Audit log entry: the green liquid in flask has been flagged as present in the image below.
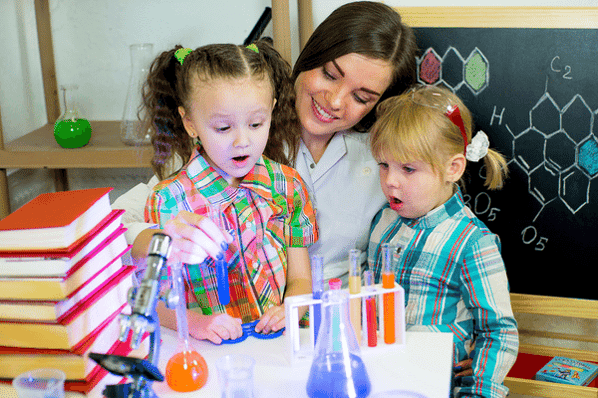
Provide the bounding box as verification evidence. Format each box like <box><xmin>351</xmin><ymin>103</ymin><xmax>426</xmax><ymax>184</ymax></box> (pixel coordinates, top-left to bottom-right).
<box><xmin>54</xmin><ymin>118</ymin><xmax>92</xmax><ymax>148</ymax></box>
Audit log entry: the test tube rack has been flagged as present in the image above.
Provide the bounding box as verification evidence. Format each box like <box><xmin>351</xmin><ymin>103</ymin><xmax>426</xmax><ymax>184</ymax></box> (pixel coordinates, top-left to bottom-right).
<box><xmin>283</xmin><ymin>282</ymin><xmax>406</xmax><ymax>366</ymax></box>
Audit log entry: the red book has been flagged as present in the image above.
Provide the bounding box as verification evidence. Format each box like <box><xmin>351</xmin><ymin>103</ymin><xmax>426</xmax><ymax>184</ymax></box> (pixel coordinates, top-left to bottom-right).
<box><xmin>0</xmin><ymin>187</ymin><xmax>113</xmax><ymax>251</ymax></box>
<box><xmin>0</xmin><ymin>312</ymin><xmax>149</xmax><ymax>393</ymax></box>
<box><xmin>0</xmin><ymin>230</ymin><xmax>130</xmax><ymax>322</ymax></box>
<box><xmin>0</xmin><ymin>278</ymin><xmax>134</xmax><ymax>380</ymax></box>
<box><xmin>0</xmin><ymin>209</ymin><xmax>124</xmax><ymax>277</ymax></box>
<box><xmin>64</xmin><ymin>328</ymin><xmax>150</xmax><ymax>394</ymax></box>
<box><xmin>0</xmin><ymin>227</ymin><xmax>130</xmax><ymax>301</ymax></box>
<box><xmin>0</xmin><ymin>266</ymin><xmax>135</xmax><ymax>349</ymax></box>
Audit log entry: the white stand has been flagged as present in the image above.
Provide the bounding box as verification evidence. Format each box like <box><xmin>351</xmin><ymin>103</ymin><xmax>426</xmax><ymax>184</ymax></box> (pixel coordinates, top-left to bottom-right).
<box><xmin>283</xmin><ymin>282</ymin><xmax>406</xmax><ymax>366</ymax></box>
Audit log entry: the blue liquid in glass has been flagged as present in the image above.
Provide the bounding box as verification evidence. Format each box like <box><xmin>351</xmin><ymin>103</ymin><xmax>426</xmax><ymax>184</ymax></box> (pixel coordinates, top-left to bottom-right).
<box><xmin>306</xmin><ymin>353</ymin><xmax>371</xmax><ymax>398</ymax></box>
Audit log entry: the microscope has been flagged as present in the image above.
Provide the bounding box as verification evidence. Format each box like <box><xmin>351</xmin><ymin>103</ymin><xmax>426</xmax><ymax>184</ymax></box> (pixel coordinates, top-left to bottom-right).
<box><xmin>90</xmin><ymin>233</ymin><xmax>177</xmax><ymax>398</ymax></box>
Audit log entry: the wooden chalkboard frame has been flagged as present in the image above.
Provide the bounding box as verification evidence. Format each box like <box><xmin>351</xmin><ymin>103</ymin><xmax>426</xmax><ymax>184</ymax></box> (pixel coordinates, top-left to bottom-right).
<box><xmin>394</xmin><ymin>7</ymin><xmax>598</xmax><ymax>397</ymax></box>
<box><xmin>397</xmin><ymin>7</ymin><xmax>598</xmax><ymax>29</ymax></box>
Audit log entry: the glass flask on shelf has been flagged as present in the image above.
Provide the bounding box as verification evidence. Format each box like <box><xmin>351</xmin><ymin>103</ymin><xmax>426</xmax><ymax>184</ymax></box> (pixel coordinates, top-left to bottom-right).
<box><xmin>306</xmin><ymin>287</ymin><xmax>372</xmax><ymax>398</ymax></box>
<box><xmin>53</xmin><ymin>84</ymin><xmax>92</xmax><ymax>148</ymax></box>
<box><xmin>165</xmin><ymin>262</ymin><xmax>208</xmax><ymax>392</ymax></box>
<box><xmin>121</xmin><ymin>43</ymin><xmax>154</xmax><ymax>146</ymax></box>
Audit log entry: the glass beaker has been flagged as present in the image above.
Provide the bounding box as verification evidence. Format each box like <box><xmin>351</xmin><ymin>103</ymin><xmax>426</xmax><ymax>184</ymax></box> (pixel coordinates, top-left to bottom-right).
<box><xmin>53</xmin><ymin>85</ymin><xmax>92</xmax><ymax>148</ymax></box>
<box><xmin>121</xmin><ymin>43</ymin><xmax>154</xmax><ymax>146</ymax></box>
<box><xmin>306</xmin><ymin>288</ymin><xmax>372</xmax><ymax>398</ymax></box>
<box><xmin>216</xmin><ymin>354</ymin><xmax>256</xmax><ymax>398</ymax></box>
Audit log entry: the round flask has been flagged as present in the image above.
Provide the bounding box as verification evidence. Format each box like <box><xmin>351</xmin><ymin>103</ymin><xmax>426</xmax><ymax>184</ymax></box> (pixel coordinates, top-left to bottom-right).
<box><xmin>53</xmin><ymin>85</ymin><xmax>92</xmax><ymax>148</ymax></box>
<box><xmin>165</xmin><ymin>263</ymin><xmax>208</xmax><ymax>392</ymax></box>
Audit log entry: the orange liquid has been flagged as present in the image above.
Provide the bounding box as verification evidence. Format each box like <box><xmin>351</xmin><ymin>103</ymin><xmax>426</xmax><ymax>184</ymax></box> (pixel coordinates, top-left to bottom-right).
<box><xmin>382</xmin><ymin>273</ymin><xmax>396</xmax><ymax>344</ymax></box>
<box><xmin>165</xmin><ymin>350</ymin><xmax>208</xmax><ymax>392</ymax></box>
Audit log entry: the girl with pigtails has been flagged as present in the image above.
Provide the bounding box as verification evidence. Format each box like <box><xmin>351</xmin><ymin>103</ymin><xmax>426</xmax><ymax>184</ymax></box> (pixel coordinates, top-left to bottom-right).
<box><xmin>139</xmin><ymin>39</ymin><xmax>317</xmax><ymax>344</ymax></box>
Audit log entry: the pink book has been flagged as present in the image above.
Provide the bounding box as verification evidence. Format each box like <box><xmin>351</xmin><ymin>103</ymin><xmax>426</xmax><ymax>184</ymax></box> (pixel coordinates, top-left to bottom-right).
<box><xmin>0</xmin><ymin>266</ymin><xmax>135</xmax><ymax>350</ymax></box>
<box><xmin>0</xmin><ymin>227</ymin><xmax>131</xmax><ymax>301</ymax></box>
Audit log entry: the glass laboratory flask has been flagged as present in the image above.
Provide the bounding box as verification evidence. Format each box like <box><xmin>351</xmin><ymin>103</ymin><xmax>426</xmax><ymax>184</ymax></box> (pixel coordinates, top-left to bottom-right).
<box><xmin>121</xmin><ymin>43</ymin><xmax>153</xmax><ymax>145</ymax></box>
<box><xmin>53</xmin><ymin>85</ymin><xmax>92</xmax><ymax>148</ymax></box>
<box><xmin>165</xmin><ymin>262</ymin><xmax>208</xmax><ymax>392</ymax></box>
<box><xmin>306</xmin><ymin>288</ymin><xmax>372</xmax><ymax>398</ymax></box>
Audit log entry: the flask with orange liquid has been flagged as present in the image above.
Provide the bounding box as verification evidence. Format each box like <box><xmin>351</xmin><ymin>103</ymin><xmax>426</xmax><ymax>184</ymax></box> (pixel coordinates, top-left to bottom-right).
<box><xmin>165</xmin><ymin>262</ymin><xmax>208</xmax><ymax>392</ymax></box>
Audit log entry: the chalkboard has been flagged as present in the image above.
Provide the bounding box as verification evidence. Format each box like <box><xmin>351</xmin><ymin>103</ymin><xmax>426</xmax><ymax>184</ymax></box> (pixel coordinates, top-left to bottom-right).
<box><xmin>398</xmin><ymin>8</ymin><xmax>598</xmax><ymax>300</ymax></box>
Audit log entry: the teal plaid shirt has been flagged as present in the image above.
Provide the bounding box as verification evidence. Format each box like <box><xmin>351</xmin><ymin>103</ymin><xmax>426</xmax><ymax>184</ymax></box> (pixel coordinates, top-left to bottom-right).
<box><xmin>368</xmin><ymin>188</ymin><xmax>518</xmax><ymax>398</ymax></box>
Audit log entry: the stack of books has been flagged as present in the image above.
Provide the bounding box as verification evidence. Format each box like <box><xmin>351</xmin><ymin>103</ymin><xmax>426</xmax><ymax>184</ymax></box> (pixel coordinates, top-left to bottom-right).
<box><xmin>0</xmin><ymin>188</ymin><xmax>146</xmax><ymax>394</ymax></box>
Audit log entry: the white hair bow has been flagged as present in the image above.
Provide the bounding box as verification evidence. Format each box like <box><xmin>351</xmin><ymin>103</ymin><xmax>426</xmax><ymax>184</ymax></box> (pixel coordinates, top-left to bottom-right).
<box><xmin>466</xmin><ymin>131</ymin><xmax>490</xmax><ymax>162</ymax></box>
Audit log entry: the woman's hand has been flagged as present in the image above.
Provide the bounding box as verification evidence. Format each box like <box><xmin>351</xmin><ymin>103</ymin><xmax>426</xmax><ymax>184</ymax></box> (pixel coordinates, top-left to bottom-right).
<box><xmin>187</xmin><ymin>311</ymin><xmax>243</xmax><ymax>345</ymax></box>
<box><xmin>255</xmin><ymin>305</ymin><xmax>286</xmax><ymax>334</ymax></box>
<box><xmin>162</xmin><ymin>210</ymin><xmax>233</xmax><ymax>264</ymax></box>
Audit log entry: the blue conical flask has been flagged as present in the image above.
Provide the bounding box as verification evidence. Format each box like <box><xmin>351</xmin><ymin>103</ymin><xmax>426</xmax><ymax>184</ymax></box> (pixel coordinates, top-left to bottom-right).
<box><xmin>306</xmin><ymin>288</ymin><xmax>372</xmax><ymax>398</ymax></box>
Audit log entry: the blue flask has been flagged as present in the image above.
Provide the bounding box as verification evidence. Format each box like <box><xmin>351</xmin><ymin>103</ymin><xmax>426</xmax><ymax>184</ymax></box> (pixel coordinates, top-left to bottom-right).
<box><xmin>306</xmin><ymin>288</ymin><xmax>372</xmax><ymax>398</ymax></box>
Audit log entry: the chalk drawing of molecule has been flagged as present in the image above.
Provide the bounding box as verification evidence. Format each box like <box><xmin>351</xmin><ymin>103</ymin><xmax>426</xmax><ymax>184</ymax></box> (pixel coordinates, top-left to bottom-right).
<box><xmin>416</xmin><ymin>47</ymin><xmax>489</xmax><ymax>95</ymax></box>
<box><xmin>416</xmin><ymin>47</ymin><xmax>598</xmax><ymax>223</ymax></box>
<box><xmin>507</xmin><ymin>89</ymin><xmax>598</xmax><ymax>221</ymax></box>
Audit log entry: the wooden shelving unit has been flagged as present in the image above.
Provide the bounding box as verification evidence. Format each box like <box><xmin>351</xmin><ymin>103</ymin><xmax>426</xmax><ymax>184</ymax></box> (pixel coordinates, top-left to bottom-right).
<box><xmin>0</xmin><ymin>0</ymin><xmax>293</xmax><ymax>219</ymax></box>
<box><xmin>506</xmin><ymin>293</ymin><xmax>598</xmax><ymax>397</ymax></box>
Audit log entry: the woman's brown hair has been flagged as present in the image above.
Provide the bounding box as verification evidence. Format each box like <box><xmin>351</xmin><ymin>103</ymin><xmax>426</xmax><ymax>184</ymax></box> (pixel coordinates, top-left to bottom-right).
<box><xmin>292</xmin><ymin>1</ymin><xmax>417</xmax><ymax>133</ymax></box>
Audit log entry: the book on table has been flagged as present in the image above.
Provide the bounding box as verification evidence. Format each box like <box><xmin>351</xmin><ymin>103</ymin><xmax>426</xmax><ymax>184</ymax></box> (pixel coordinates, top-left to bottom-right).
<box><xmin>0</xmin><ymin>226</ymin><xmax>130</xmax><ymax>301</ymax></box>
<box><xmin>0</xmin><ymin>265</ymin><xmax>135</xmax><ymax>349</ymax></box>
<box><xmin>63</xmin><ymin>332</ymin><xmax>149</xmax><ymax>394</ymax></box>
<box><xmin>0</xmin><ymin>187</ymin><xmax>113</xmax><ymax>251</ymax></box>
<box><xmin>0</xmin><ymin>299</ymin><xmax>133</xmax><ymax>380</ymax></box>
<box><xmin>0</xmin><ymin>208</ymin><xmax>124</xmax><ymax>277</ymax></box>
<box><xmin>0</xmin><ymin>229</ymin><xmax>130</xmax><ymax>322</ymax></box>
<box><xmin>0</xmin><ymin>311</ymin><xmax>150</xmax><ymax>394</ymax></box>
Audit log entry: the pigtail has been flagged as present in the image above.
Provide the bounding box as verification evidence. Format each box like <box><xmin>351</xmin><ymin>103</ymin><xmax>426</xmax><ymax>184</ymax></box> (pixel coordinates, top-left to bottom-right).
<box><xmin>251</xmin><ymin>38</ymin><xmax>300</xmax><ymax>166</ymax></box>
<box><xmin>482</xmin><ymin>148</ymin><xmax>509</xmax><ymax>190</ymax></box>
<box><xmin>143</xmin><ymin>45</ymin><xmax>194</xmax><ymax>180</ymax></box>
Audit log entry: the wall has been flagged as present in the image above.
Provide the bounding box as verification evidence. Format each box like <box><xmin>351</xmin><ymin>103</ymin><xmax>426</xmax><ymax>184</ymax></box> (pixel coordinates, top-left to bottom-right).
<box><xmin>1</xmin><ymin>0</ymin><xmax>595</xmax><ymax>144</ymax></box>
<box><xmin>0</xmin><ymin>0</ymin><xmax>281</xmax><ymax>144</ymax></box>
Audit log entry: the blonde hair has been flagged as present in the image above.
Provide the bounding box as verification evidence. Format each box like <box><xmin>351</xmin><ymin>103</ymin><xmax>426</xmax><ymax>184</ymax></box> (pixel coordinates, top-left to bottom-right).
<box><xmin>370</xmin><ymin>85</ymin><xmax>508</xmax><ymax>190</ymax></box>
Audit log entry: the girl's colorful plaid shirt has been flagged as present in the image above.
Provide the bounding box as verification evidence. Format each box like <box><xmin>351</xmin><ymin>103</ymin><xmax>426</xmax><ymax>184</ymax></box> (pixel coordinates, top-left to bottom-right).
<box><xmin>368</xmin><ymin>189</ymin><xmax>518</xmax><ymax>398</ymax></box>
<box><xmin>145</xmin><ymin>149</ymin><xmax>318</xmax><ymax>323</ymax></box>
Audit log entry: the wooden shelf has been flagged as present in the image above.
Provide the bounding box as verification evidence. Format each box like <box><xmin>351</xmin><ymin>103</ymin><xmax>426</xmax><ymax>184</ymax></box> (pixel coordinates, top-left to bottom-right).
<box><xmin>505</xmin><ymin>346</ymin><xmax>598</xmax><ymax>398</ymax></box>
<box><xmin>1</xmin><ymin>121</ymin><xmax>152</xmax><ymax>169</ymax></box>
<box><xmin>0</xmin><ymin>120</ymin><xmax>153</xmax><ymax>219</ymax></box>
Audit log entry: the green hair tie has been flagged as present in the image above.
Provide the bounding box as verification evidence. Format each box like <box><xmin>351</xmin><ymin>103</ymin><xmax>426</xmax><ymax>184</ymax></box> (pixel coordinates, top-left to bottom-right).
<box><xmin>246</xmin><ymin>43</ymin><xmax>259</xmax><ymax>54</ymax></box>
<box><xmin>174</xmin><ymin>47</ymin><xmax>193</xmax><ymax>65</ymax></box>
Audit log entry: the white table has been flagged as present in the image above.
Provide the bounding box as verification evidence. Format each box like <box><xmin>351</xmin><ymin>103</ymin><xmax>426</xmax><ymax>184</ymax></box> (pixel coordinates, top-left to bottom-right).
<box><xmin>2</xmin><ymin>328</ymin><xmax>453</xmax><ymax>398</ymax></box>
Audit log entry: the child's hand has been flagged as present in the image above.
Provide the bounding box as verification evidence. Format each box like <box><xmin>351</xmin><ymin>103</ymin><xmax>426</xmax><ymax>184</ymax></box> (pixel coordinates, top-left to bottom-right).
<box><xmin>454</xmin><ymin>358</ymin><xmax>474</xmax><ymax>377</ymax></box>
<box><xmin>187</xmin><ymin>311</ymin><xmax>243</xmax><ymax>345</ymax></box>
<box><xmin>255</xmin><ymin>305</ymin><xmax>286</xmax><ymax>334</ymax></box>
<box><xmin>162</xmin><ymin>210</ymin><xmax>233</xmax><ymax>264</ymax></box>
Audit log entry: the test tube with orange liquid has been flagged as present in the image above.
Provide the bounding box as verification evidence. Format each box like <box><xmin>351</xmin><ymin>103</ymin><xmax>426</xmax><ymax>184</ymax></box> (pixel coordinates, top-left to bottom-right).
<box><xmin>381</xmin><ymin>243</ymin><xmax>396</xmax><ymax>344</ymax></box>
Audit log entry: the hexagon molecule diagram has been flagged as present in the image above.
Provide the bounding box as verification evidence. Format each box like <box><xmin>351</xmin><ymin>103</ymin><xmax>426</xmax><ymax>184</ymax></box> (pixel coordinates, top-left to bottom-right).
<box><xmin>511</xmin><ymin>91</ymin><xmax>598</xmax><ymax>216</ymax></box>
<box><xmin>416</xmin><ymin>47</ymin><xmax>598</xmax><ymax>219</ymax></box>
<box><xmin>416</xmin><ymin>47</ymin><xmax>489</xmax><ymax>94</ymax></box>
